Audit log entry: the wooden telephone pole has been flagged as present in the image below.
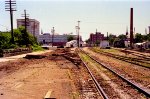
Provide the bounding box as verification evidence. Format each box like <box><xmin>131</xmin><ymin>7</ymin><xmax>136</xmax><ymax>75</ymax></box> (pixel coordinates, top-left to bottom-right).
<box><xmin>21</xmin><ymin>10</ymin><xmax>30</xmax><ymax>46</ymax></box>
<box><xmin>5</xmin><ymin>0</ymin><xmax>17</xmax><ymax>44</ymax></box>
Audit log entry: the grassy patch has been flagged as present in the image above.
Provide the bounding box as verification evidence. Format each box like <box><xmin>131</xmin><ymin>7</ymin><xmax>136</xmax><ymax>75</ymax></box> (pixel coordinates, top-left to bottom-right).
<box><xmin>67</xmin><ymin>70</ymin><xmax>72</xmax><ymax>79</ymax></box>
<box><xmin>79</xmin><ymin>53</ymin><xmax>91</xmax><ymax>61</ymax></box>
<box><xmin>71</xmin><ymin>92</ymin><xmax>80</xmax><ymax>99</ymax></box>
<box><xmin>93</xmin><ymin>47</ymin><xmax>120</xmax><ymax>53</ymax></box>
<box><xmin>31</xmin><ymin>45</ymin><xmax>44</xmax><ymax>51</ymax></box>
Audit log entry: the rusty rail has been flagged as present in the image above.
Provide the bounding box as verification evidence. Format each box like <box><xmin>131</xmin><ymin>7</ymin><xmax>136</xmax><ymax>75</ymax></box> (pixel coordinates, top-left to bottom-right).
<box><xmin>80</xmin><ymin>49</ymin><xmax>150</xmax><ymax>98</ymax></box>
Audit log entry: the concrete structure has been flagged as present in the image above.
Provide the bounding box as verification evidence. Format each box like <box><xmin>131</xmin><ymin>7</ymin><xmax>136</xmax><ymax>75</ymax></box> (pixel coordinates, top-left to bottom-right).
<box><xmin>17</xmin><ymin>19</ymin><xmax>40</xmax><ymax>39</ymax></box>
<box><xmin>39</xmin><ymin>34</ymin><xmax>79</xmax><ymax>47</ymax></box>
<box><xmin>90</xmin><ymin>32</ymin><xmax>104</xmax><ymax>45</ymax></box>
<box><xmin>99</xmin><ymin>40</ymin><xmax>110</xmax><ymax>48</ymax></box>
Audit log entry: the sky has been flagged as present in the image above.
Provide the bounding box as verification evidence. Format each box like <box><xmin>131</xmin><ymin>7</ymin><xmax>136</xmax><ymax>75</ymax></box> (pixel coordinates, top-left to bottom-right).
<box><xmin>0</xmin><ymin>0</ymin><xmax>150</xmax><ymax>41</ymax></box>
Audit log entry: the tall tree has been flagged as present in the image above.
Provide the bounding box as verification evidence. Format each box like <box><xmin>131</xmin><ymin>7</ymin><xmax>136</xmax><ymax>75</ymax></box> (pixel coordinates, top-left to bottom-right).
<box><xmin>108</xmin><ymin>34</ymin><xmax>116</xmax><ymax>46</ymax></box>
<box><xmin>118</xmin><ymin>34</ymin><xmax>127</xmax><ymax>40</ymax></box>
<box><xmin>134</xmin><ymin>33</ymin><xmax>143</xmax><ymax>43</ymax></box>
<box><xmin>67</xmin><ymin>35</ymin><xmax>74</xmax><ymax>41</ymax></box>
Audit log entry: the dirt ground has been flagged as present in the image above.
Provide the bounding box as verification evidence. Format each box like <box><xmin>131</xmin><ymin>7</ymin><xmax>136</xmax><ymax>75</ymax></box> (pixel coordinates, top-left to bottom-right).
<box><xmin>0</xmin><ymin>50</ymin><xmax>79</xmax><ymax>99</ymax></box>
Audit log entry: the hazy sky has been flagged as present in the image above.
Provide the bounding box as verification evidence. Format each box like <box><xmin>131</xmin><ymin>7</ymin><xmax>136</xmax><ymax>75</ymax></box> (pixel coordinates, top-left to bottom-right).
<box><xmin>0</xmin><ymin>0</ymin><xmax>150</xmax><ymax>40</ymax></box>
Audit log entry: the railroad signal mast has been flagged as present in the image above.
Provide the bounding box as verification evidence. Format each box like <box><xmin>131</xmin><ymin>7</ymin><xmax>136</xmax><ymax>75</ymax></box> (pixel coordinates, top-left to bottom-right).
<box><xmin>5</xmin><ymin>0</ymin><xmax>17</xmax><ymax>44</ymax></box>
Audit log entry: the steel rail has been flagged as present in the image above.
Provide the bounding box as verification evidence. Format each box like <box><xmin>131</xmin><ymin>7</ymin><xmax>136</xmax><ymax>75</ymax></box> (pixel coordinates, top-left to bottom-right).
<box><xmin>91</xmin><ymin>49</ymin><xmax>150</xmax><ymax>69</ymax></box>
<box><xmin>101</xmin><ymin>51</ymin><xmax>150</xmax><ymax>64</ymax></box>
<box><xmin>80</xmin><ymin>49</ymin><xmax>150</xmax><ymax>98</ymax></box>
<box><xmin>129</xmin><ymin>53</ymin><xmax>150</xmax><ymax>60</ymax></box>
<box><xmin>126</xmin><ymin>50</ymin><xmax>150</xmax><ymax>58</ymax></box>
<box><xmin>79</xmin><ymin>55</ymin><xmax>109</xmax><ymax>99</ymax></box>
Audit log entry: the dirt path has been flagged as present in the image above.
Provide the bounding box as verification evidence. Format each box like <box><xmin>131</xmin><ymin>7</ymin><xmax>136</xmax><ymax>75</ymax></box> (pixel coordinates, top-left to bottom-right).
<box><xmin>0</xmin><ymin>50</ymin><xmax>52</xmax><ymax>62</ymax></box>
<box><xmin>0</xmin><ymin>51</ymin><xmax>78</xmax><ymax>99</ymax></box>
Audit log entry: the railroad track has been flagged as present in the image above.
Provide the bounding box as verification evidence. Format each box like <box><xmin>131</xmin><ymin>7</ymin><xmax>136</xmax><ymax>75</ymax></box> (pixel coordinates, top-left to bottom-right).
<box><xmin>79</xmin><ymin>54</ymin><xmax>109</xmax><ymax>99</ymax></box>
<box><xmin>117</xmin><ymin>49</ymin><xmax>150</xmax><ymax>61</ymax></box>
<box><xmin>126</xmin><ymin>50</ymin><xmax>150</xmax><ymax>60</ymax></box>
<box><xmin>79</xmin><ymin>49</ymin><xmax>150</xmax><ymax>98</ymax></box>
<box><xmin>90</xmin><ymin>48</ymin><xmax>150</xmax><ymax>69</ymax></box>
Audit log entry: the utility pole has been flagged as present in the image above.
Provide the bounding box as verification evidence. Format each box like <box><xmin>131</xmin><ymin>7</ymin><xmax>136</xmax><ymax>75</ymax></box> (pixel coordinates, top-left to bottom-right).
<box><xmin>96</xmin><ymin>29</ymin><xmax>98</xmax><ymax>46</ymax></box>
<box><xmin>76</xmin><ymin>21</ymin><xmax>80</xmax><ymax>48</ymax></box>
<box><xmin>5</xmin><ymin>0</ymin><xmax>17</xmax><ymax>44</ymax></box>
<box><xmin>75</xmin><ymin>26</ymin><xmax>78</xmax><ymax>47</ymax></box>
<box><xmin>107</xmin><ymin>32</ymin><xmax>109</xmax><ymax>40</ymax></box>
<box><xmin>51</xmin><ymin>27</ymin><xmax>55</xmax><ymax>47</ymax></box>
<box><xmin>21</xmin><ymin>10</ymin><xmax>29</xmax><ymax>46</ymax></box>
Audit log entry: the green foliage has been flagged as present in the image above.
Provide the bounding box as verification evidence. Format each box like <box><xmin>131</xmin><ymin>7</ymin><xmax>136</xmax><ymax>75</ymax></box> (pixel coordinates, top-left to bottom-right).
<box><xmin>118</xmin><ymin>34</ymin><xmax>127</xmax><ymax>40</ymax></box>
<box><xmin>134</xmin><ymin>33</ymin><xmax>143</xmax><ymax>43</ymax></box>
<box><xmin>143</xmin><ymin>34</ymin><xmax>150</xmax><ymax>41</ymax></box>
<box><xmin>0</xmin><ymin>26</ymin><xmax>38</xmax><ymax>50</ymax></box>
<box><xmin>67</xmin><ymin>35</ymin><xmax>74</xmax><ymax>41</ymax></box>
<box><xmin>85</xmin><ymin>39</ymin><xmax>90</xmax><ymax>43</ymax></box>
<box><xmin>108</xmin><ymin>34</ymin><xmax>116</xmax><ymax>46</ymax></box>
<box><xmin>147</xmin><ymin>34</ymin><xmax>150</xmax><ymax>41</ymax></box>
<box><xmin>28</xmin><ymin>33</ymin><xmax>38</xmax><ymax>45</ymax></box>
<box><xmin>0</xmin><ymin>32</ymin><xmax>11</xmax><ymax>49</ymax></box>
<box><xmin>113</xmin><ymin>34</ymin><xmax>127</xmax><ymax>48</ymax></box>
<box><xmin>95</xmin><ymin>40</ymin><xmax>100</xmax><ymax>46</ymax></box>
<box><xmin>31</xmin><ymin>44</ymin><xmax>44</xmax><ymax>51</ymax></box>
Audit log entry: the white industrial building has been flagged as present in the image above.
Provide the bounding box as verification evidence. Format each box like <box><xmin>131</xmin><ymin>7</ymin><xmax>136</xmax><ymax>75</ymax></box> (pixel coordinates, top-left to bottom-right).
<box><xmin>66</xmin><ymin>40</ymin><xmax>77</xmax><ymax>47</ymax></box>
<box><xmin>99</xmin><ymin>40</ymin><xmax>110</xmax><ymax>48</ymax></box>
<box><xmin>38</xmin><ymin>33</ymin><xmax>78</xmax><ymax>47</ymax></box>
<box><xmin>38</xmin><ymin>33</ymin><xmax>52</xmax><ymax>44</ymax></box>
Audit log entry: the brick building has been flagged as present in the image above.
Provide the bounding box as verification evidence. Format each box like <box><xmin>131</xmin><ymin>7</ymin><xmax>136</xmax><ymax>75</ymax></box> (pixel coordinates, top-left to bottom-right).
<box><xmin>90</xmin><ymin>32</ymin><xmax>104</xmax><ymax>44</ymax></box>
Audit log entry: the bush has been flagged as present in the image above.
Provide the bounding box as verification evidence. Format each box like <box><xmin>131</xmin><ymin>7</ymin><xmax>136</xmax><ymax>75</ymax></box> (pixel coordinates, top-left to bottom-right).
<box><xmin>0</xmin><ymin>26</ymin><xmax>39</xmax><ymax>50</ymax></box>
<box><xmin>0</xmin><ymin>48</ymin><xmax>3</xmax><ymax>57</ymax></box>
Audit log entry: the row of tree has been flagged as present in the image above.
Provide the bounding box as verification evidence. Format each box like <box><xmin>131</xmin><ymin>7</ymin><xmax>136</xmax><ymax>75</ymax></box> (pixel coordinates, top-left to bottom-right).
<box><xmin>0</xmin><ymin>26</ymin><xmax>38</xmax><ymax>49</ymax></box>
<box><xmin>85</xmin><ymin>33</ymin><xmax>150</xmax><ymax>48</ymax></box>
<box><xmin>108</xmin><ymin>33</ymin><xmax>150</xmax><ymax>47</ymax></box>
